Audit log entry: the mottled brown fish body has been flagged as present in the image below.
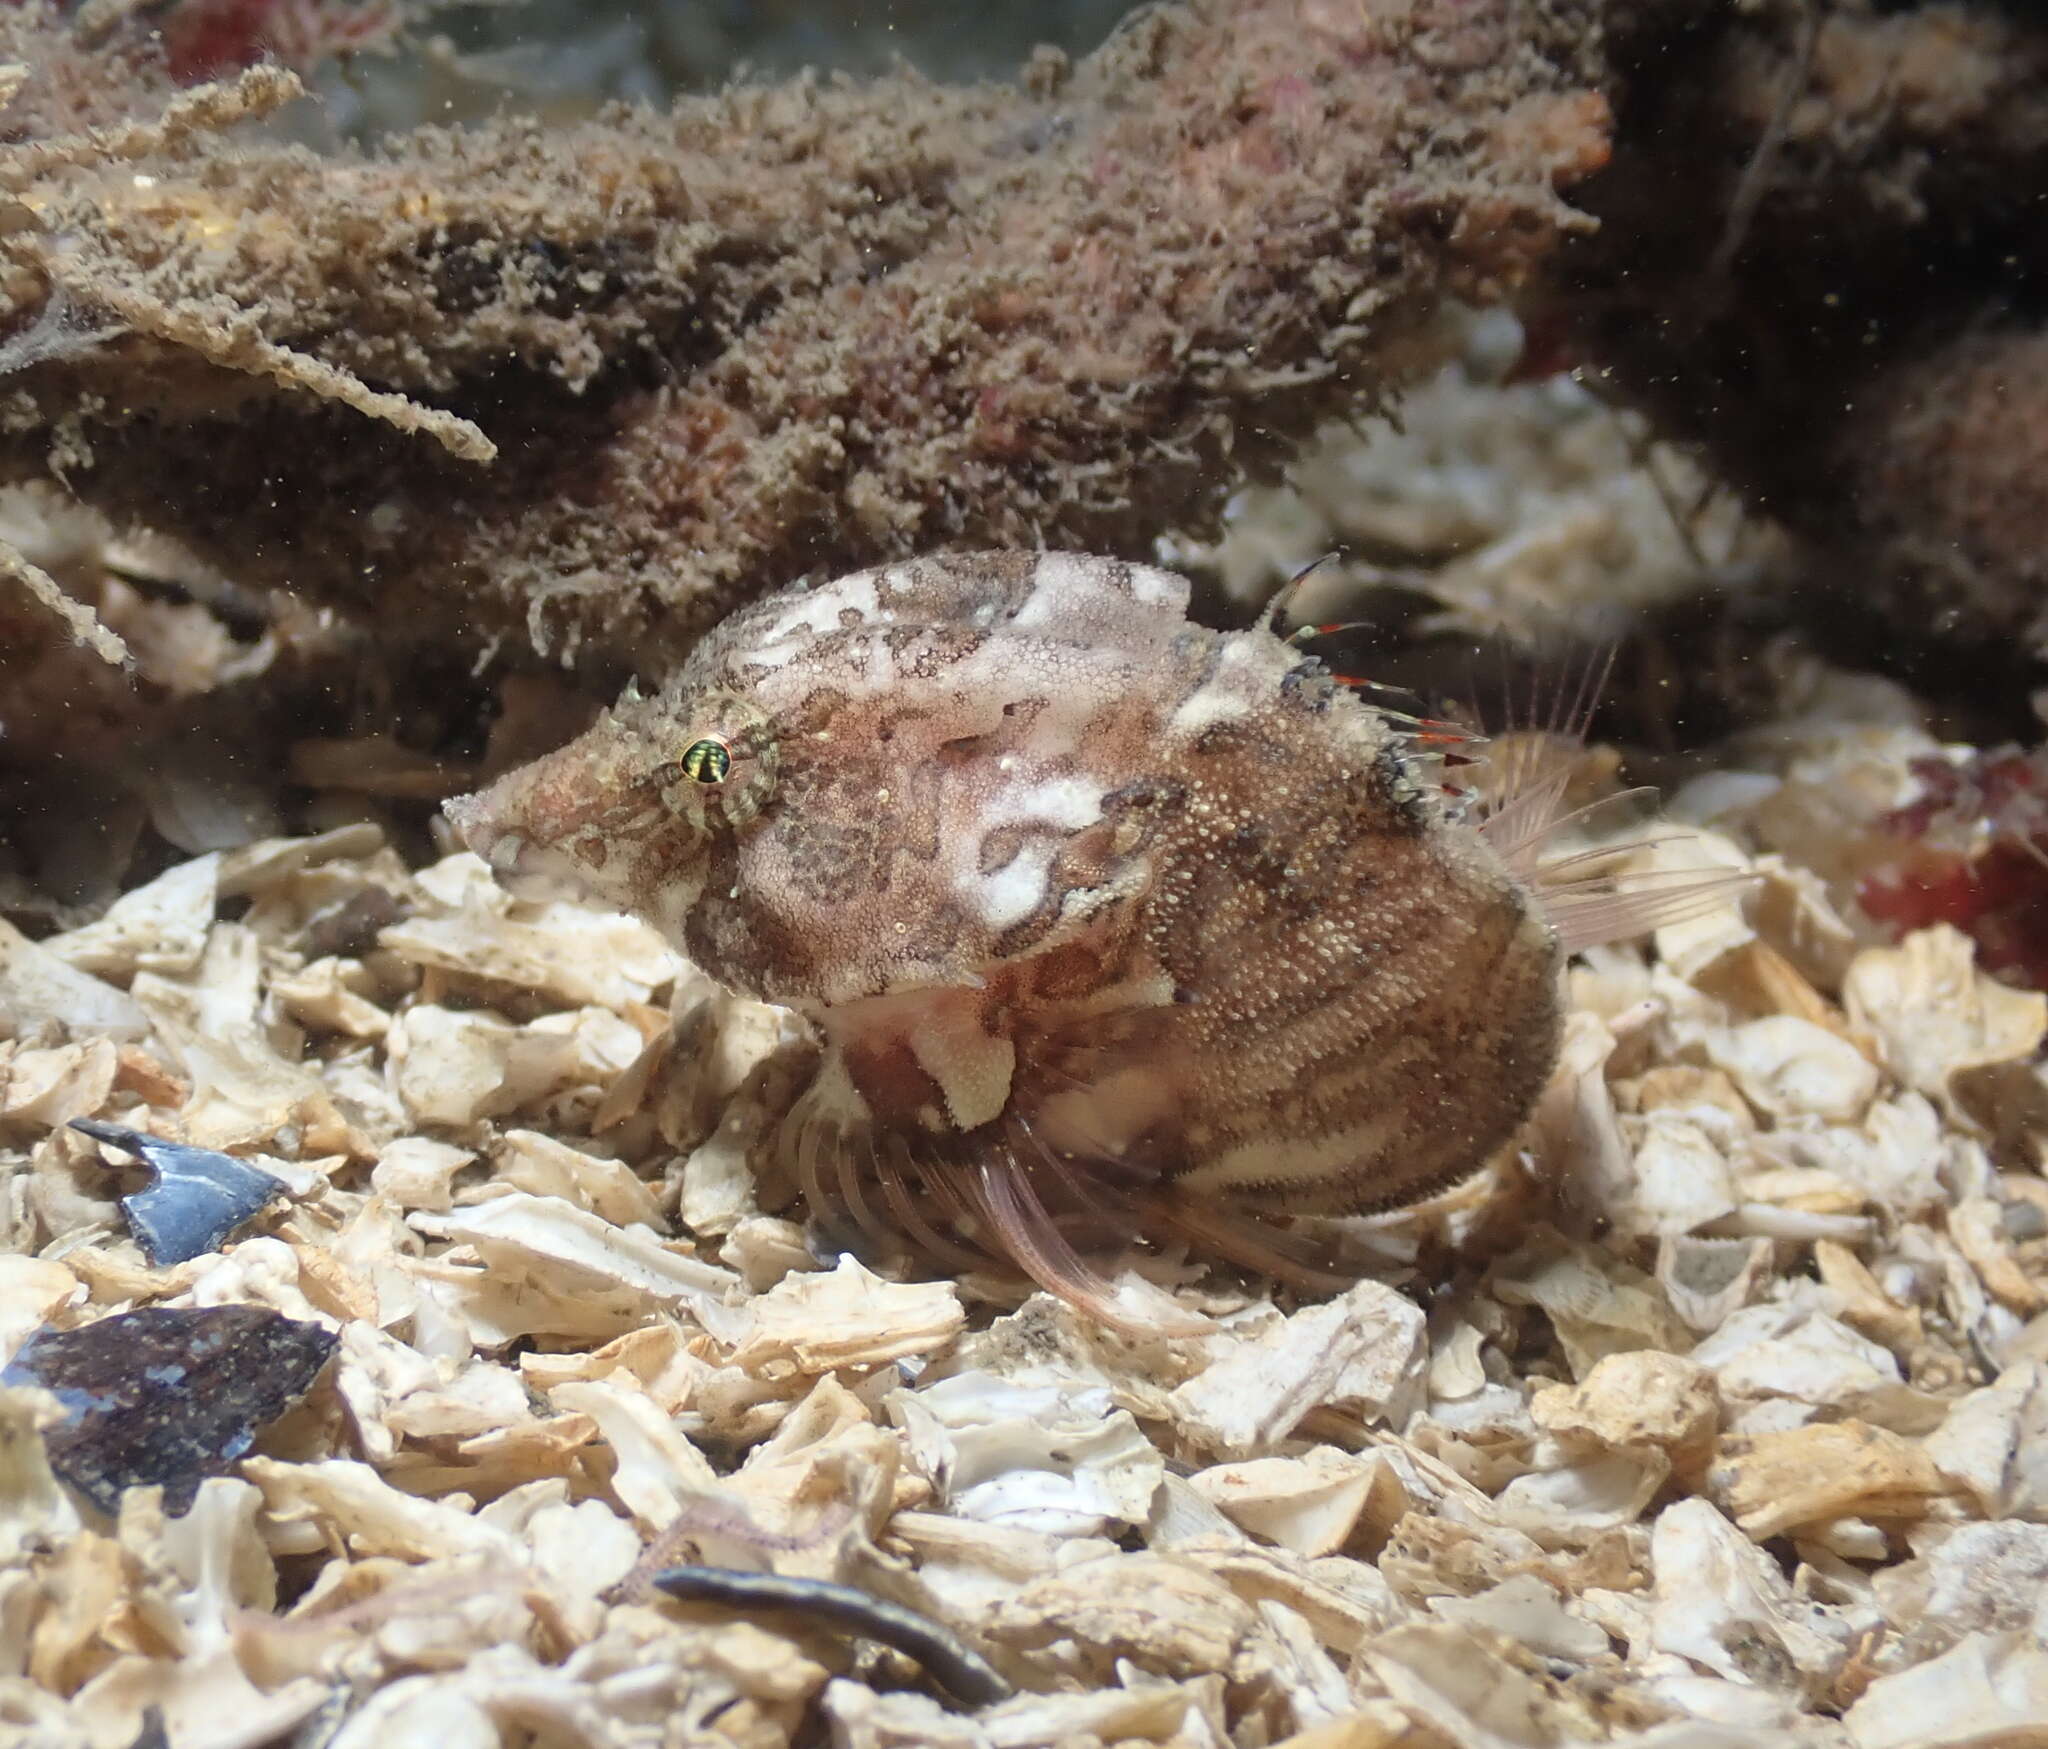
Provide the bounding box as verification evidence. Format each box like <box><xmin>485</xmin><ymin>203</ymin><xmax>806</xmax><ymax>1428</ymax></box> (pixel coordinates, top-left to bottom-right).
<box><xmin>1132</xmin><ymin>692</ymin><xmax>1563</xmax><ymax>1214</ymax></box>
<box><xmin>449</xmin><ymin>552</ymin><xmax>1564</xmax><ymax>1300</ymax></box>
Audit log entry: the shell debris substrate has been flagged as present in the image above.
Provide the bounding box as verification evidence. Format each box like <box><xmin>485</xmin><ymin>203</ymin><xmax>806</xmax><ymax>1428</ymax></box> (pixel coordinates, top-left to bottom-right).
<box><xmin>3</xmin><ymin>610</ymin><xmax>2048</xmax><ymax>1743</ymax></box>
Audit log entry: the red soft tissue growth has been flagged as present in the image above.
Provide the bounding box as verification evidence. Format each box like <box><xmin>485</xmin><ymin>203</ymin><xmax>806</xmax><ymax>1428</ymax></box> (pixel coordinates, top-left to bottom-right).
<box><xmin>1859</xmin><ymin>751</ymin><xmax>2048</xmax><ymax>989</ymax></box>
<box><xmin>160</xmin><ymin>0</ymin><xmax>275</xmax><ymax>81</ymax></box>
<box><xmin>160</xmin><ymin>0</ymin><xmax>398</xmax><ymax>84</ymax></box>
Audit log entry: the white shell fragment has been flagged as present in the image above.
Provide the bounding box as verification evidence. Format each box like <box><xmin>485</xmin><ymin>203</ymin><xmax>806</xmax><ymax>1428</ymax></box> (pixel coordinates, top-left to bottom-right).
<box><xmin>1187</xmin><ymin>1447</ymin><xmax>1380</xmax><ymax>1556</ymax></box>
<box><xmin>410</xmin><ymin>1191</ymin><xmax>745</xmax><ymax>1342</ymax></box>
<box><xmin>43</xmin><ymin>852</ymin><xmax>221</xmax><ymax>979</ymax></box>
<box><xmin>1705</xmin><ymin>1015</ymin><xmax>1879</xmax><ymax>1124</ymax></box>
<box><xmin>380</xmin><ymin>857</ymin><xmax>684</xmax><ymax>1010</ymax></box>
<box><xmin>728</xmin><ymin>1255</ymin><xmax>962</xmax><ymax>1373</ymax></box>
<box><xmin>0</xmin><ymin>917</ymin><xmax>150</xmax><ymax>1040</ymax></box>
<box><xmin>1844</xmin><ymin>924</ymin><xmax>2048</xmax><ymax>1106</ymax></box>
<box><xmin>1647</xmin><ymin>1498</ymin><xmax>1850</xmax><ymax>1701</ymax></box>
<box><xmin>1168</xmin><ymin>1280</ymin><xmax>1427</xmax><ymax>1457</ymax></box>
<box><xmin>891</xmin><ymin>1370</ymin><xmax>1164</xmax><ymax>1536</ymax></box>
<box><xmin>1845</xmin><ymin>1633</ymin><xmax>2048</xmax><ymax>1749</ymax></box>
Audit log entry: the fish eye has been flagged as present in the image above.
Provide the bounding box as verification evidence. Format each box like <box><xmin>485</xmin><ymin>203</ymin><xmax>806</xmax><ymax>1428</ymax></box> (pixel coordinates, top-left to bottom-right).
<box><xmin>680</xmin><ymin>737</ymin><xmax>732</xmax><ymax>783</ymax></box>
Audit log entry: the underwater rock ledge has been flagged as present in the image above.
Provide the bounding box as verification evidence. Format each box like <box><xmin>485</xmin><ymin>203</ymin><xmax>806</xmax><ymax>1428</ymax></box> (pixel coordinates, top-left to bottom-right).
<box><xmin>0</xmin><ymin>0</ymin><xmax>1612</xmax><ymax>671</ymax></box>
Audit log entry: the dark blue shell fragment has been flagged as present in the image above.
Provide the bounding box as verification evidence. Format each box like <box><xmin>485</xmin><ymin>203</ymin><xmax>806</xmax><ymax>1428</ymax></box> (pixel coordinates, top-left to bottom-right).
<box><xmin>69</xmin><ymin>1118</ymin><xmax>284</xmax><ymax>1266</ymax></box>
<box><xmin>2</xmin><ymin>1304</ymin><xmax>337</xmax><ymax>1515</ymax></box>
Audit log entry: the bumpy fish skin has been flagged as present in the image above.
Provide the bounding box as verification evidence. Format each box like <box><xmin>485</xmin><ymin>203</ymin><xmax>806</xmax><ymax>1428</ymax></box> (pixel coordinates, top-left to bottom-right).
<box><xmin>447</xmin><ymin>552</ymin><xmax>1563</xmax><ymax>1299</ymax></box>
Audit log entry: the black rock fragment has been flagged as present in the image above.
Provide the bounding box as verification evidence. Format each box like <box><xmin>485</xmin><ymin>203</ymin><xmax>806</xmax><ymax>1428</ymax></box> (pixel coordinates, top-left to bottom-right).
<box><xmin>70</xmin><ymin>1118</ymin><xmax>285</xmax><ymax>1265</ymax></box>
<box><xmin>2</xmin><ymin>1304</ymin><xmax>337</xmax><ymax>1515</ymax></box>
<box><xmin>651</xmin><ymin>1566</ymin><xmax>1014</xmax><ymax>1707</ymax></box>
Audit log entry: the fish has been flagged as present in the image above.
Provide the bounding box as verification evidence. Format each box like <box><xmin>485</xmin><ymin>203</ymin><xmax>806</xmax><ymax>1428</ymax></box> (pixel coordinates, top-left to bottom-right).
<box><xmin>447</xmin><ymin>551</ymin><xmax>1724</xmax><ymax>1328</ymax></box>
